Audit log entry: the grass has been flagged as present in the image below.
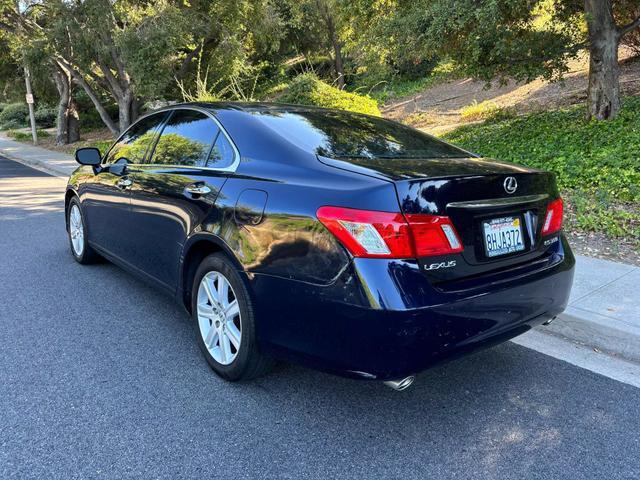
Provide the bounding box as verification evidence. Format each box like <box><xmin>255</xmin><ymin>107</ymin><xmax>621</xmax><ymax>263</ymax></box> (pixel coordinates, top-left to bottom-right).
<box><xmin>460</xmin><ymin>100</ymin><xmax>516</xmax><ymax>122</ymax></box>
<box><xmin>404</xmin><ymin>111</ymin><xmax>439</xmax><ymax>128</ymax></box>
<box><xmin>7</xmin><ymin>129</ymin><xmax>51</xmax><ymax>141</ymax></box>
<box><xmin>444</xmin><ymin>96</ymin><xmax>640</xmax><ymax>248</ymax></box>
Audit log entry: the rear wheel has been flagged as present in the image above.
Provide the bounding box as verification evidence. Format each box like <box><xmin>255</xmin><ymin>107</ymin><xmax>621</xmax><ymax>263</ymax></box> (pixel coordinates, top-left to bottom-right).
<box><xmin>67</xmin><ymin>197</ymin><xmax>99</xmax><ymax>264</ymax></box>
<box><xmin>192</xmin><ymin>253</ymin><xmax>273</xmax><ymax>381</ymax></box>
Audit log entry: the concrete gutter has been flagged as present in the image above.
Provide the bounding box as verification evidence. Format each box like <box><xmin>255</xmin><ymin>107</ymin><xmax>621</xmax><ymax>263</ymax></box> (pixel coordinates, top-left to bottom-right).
<box><xmin>1</xmin><ymin>132</ymin><xmax>639</xmax><ymax>366</ymax></box>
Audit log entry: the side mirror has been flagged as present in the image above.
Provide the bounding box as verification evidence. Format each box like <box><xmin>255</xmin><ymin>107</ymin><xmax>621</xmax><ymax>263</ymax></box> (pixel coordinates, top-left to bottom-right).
<box><xmin>75</xmin><ymin>147</ymin><xmax>102</xmax><ymax>166</ymax></box>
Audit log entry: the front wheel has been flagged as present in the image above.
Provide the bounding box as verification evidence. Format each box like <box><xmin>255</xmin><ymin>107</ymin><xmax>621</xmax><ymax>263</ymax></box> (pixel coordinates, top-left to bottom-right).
<box><xmin>192</xmin><ymin>253</ymin><xmax>273</xmax><ymax>381</ymax></box>
<box><xmin>67</xmin><ymin>197</ymin><xmax>99</xmax><ymax>264</ymax></box>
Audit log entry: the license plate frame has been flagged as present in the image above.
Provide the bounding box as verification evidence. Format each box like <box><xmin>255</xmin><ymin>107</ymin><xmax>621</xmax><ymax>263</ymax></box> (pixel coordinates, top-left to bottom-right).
<box><xmin>482</xmin><ymin>216</ymin><xmax>525</xmax><ymax>258</ymax></box>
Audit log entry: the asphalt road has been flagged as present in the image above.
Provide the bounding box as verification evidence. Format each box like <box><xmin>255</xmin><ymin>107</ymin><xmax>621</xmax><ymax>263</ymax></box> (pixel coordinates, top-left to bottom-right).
<box><xmin>1</xmin><ymin>156</ymin><xmax>639</xmax><ymax>479</ymax></box>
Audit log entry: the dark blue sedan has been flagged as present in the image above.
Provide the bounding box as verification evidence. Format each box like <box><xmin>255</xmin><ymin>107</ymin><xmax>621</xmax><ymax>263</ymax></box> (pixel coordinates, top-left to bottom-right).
<box><xmin>66</xmin><ymin>103</ymin><xmax>574</xmax><ymax>390</ymax></box>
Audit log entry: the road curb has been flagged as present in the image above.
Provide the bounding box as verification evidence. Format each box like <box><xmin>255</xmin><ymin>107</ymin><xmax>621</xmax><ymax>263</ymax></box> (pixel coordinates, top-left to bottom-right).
<box><xmin>547</xmin><ymin>307</ymin><xmax>640</xmax><ymax>364</ymax></box>
<box><xmin>0</xmin><ymin>147</ymin><xmax>69</xmax><ymax>178</ymax></box>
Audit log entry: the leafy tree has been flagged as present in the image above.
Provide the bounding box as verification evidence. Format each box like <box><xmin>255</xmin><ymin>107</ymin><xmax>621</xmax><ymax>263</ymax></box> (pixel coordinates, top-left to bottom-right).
<box><xmin>0</xmin><ymin>36</ymin><xmax>23</xmax><ymax>102</ymax></box>
<box><xmin>45</xmin><ymin>0</ymin><xmax>208</xmax><ymax>134</ymax></box>
<box><xmin>362</xmin><ymin>0</ymin><xmax>640</xmax><ymax>120</ymax></box>
<box><xmin>1</xmin><ymin>0</ymin><xmax>276</xmax><ymax>136</ymax></box>
<box><xmin>276</xmin><ymin>0</ymin><xmax>350</xmax><ymax>88</ymax></box>
<box><xmin>0</xmin><ymin>1</ymin><xmax>77</xmax><ymax>143</ymax></box>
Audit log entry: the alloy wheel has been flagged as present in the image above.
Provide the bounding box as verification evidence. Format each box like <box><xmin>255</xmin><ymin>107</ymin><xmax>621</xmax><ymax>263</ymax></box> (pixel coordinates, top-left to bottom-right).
<box><xmin>69</xmin><ymin>204</ymin><xmax>84</xmax><ymax>256</ymax></box>
<box><xmin>197</xmin><ymin>271</ymin><xmax>242</xmax><ymax>365</ymax></box>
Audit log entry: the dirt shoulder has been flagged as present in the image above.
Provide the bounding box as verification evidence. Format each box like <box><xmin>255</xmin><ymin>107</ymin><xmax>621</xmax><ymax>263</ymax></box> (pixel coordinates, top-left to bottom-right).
<box><xmin>384</xmin><ymin>48</ymin><xmax>640</xmax><ymax>135</ymax></box>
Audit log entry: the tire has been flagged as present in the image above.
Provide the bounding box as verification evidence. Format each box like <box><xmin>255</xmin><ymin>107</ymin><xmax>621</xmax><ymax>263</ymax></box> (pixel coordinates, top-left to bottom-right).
<box><xmin>191</xmin><ymin>253</ymin><xmax>273</xmax><ymax>381</ymax></box>
<box><xmin>67</xmin><ymin>197</ymin><xmax>100</xmax><ymax>265</ymax></box>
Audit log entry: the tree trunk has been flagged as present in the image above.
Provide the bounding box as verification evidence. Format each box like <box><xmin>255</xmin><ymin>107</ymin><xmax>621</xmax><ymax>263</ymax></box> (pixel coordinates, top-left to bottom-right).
<box><xmin>331</xmin><ymin>33</ymin><xmax>345</xmax><ymax>89</ymax></box>
<box><xmin>317</xmin><ymin>0</ymin><xmax>345</xmax><ymax>89</ymax></box>
<box><xmin>116</xmin><ymin>88</ymin><xmax>139</xmax><ymax>133</ymax></box>
<box><xmin>131</xmin><ymin>97</ymin><xmax>140</xmax><ymax>124</ymax></box>
<box><xmin>67</xmin><ymin>95</ymin><xmax>80</xmax><ymax>143</ymax></box>
<box><xmin>118</xmin><ymin>94</ymin><xmax>131</xmax><ymax>133</ymax></box>
<box><xmin>56</xmin><ymin>58</ymin><xmax>119</xmax><ymax>136</ymax></box>
<box><xmin>52</xmin><ymin>65</ymin><xmax>79</xmax><ymax>145</ymax></box>
<box><xmin>53</xmin><ymin>67</ymin><xmax>69</xmax><ymax>145</ymax></box>
<box><xmin>585</xmin><ymin>0</ymin><xmax>621</xmax><ymax>120</ymax></box>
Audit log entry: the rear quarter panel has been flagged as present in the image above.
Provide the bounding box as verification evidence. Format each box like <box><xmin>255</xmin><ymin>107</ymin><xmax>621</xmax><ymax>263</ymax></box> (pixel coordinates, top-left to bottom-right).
<box><xmin>205</xmin><ymin>108</ymin><xmax>402</xmax><ymax>285</ymax></box>
<box><xmin>212</xmin><ymin>158</ymin><xmax>398</xmax><ymax>285</ymax></box>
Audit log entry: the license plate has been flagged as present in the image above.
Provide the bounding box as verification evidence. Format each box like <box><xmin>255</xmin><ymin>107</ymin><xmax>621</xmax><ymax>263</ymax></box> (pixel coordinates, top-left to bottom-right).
<box><xmin>482</xmin><ymin>216</ymin><xmax>525</xmax><ymax>257</ymax></box>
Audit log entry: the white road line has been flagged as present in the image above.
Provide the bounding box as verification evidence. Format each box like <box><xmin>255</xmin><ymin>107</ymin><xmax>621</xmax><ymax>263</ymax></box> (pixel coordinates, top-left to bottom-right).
<box><xmin>511</xmin><ymin>329</ymin><xmax>640</xmax><ymax>389</ymax></box>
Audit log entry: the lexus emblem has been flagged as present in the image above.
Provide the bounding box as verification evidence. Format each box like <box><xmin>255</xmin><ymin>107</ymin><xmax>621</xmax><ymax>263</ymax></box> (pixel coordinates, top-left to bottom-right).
<box><xmin>503</xmin><ymin>176</ymin><xmax>518</xmax><ymax>194</ymax></box>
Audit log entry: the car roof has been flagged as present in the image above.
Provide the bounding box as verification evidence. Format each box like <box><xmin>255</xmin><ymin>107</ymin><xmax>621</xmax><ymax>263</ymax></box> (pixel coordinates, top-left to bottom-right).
<box><xmin>166</xmin><ymin>101</ymin><xmax>365</xmax><ymax>116</ymax></box>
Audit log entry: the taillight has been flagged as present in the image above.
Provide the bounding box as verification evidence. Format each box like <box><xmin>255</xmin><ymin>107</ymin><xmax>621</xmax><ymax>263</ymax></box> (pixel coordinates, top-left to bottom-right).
<box><xmin>316</xmin><ymin>206</ymin><xmax>463</xmax><ymax>259</ymax></box>
<box><xmin>541</xmin><ymin>198</ymin><xmax>563</xmax><ymax>236</ymax></box>
<box><xmin>405</xmin><ymin>214</ymin><xmax>463</xmax><ymax>257</ymax></box>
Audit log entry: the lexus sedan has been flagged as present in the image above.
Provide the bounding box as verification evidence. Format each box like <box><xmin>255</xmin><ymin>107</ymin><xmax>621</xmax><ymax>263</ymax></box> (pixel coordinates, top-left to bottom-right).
<box><xmin>66</xmin><ymin>102</ymin><xmax>574</xmax><ymax>389</ymax></box>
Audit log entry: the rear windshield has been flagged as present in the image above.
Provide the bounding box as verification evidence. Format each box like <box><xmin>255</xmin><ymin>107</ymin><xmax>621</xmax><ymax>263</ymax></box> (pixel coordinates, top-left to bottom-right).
<box><xmin>254</xmin><ymin>109</ymin><xmax>470</xmax><ymax>159</ymax></box>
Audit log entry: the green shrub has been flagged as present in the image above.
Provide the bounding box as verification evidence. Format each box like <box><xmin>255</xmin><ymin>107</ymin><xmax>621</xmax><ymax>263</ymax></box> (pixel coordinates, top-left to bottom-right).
<box><xmin>460</xmin><ymin>100</ymin><xmax>502</xmax><ymax>122</ymax></box>
<box><xmin>280</xmin><ymin>73</ymin><xmax>380</xmax><ymax>116</ymax></box>
<box><xmin>0</xmin><ymin>102</ymin><xmax>28</xmax><ymax>128</ymax></box>
<box><xmin>79</xmin><ymin>105</ymin><xmax>118</xmax><ymax>130</ymax></box>
<box><xmin>1</xmin><ymin>119</ymin><xmax>24</xmax><ymax>130</ymax></box>
<box><xmin>34</xmin><ymin>106</ymin><xmax>57</xmax><ymax>128</ymax></box>
<box><xmin>6</xmin><ymin>129</ymin><xmax>51</xmax><ymax>141</ymax></box>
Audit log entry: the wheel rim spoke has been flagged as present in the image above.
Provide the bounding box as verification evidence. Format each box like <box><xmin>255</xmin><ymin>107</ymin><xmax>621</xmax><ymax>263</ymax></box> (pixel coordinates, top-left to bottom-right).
<box><xmin>204</xmin><ymin>325</ymin><xmax>218</xmax><ymax>347</ymax></box>
<box><xmin>202</xmin><ymin>276</ymin><xmax>217</xmax><ymax>305</ymax></box>
<box><xmin>217</xmin><ymin>277</ymin><xmax>229</xmax><ymax>306</ymax></box>
<box><xmin>224</xmin><ymin>300</ymin><xmax>239</xmax><ymax>321</ymax></box>
<box><xmin>219</xmin><ymin>332</ymin><xmax>231</xmax><ymax>362</ymax></box>
<box><xmin>226</xmin><ymin>322</ymin><xmax>241</xmax><ymax>349</ymax></box>
<box><xmin>197</xmin><ymin>302</ymin><xmax>214</xmax><ymax>318</ymax></box>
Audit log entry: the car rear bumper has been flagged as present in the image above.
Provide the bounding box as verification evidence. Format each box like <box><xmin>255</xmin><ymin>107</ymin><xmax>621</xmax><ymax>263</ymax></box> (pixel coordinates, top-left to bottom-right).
<box><xmin>250</xmin><ymin>235</ymin><xmax>575</xmax><ymax>380</ymax></box>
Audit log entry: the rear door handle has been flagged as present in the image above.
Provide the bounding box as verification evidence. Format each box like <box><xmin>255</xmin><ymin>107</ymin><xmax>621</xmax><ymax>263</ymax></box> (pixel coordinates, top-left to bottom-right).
<box><xmin>184</xmin><ymin>183</ymin><xmax>211</xmax><ymax>196</ymax></box>
<box><xmin>116</xmin><ymin>177</ymin><xmax>133</xmax><ymax>189</ymax></box>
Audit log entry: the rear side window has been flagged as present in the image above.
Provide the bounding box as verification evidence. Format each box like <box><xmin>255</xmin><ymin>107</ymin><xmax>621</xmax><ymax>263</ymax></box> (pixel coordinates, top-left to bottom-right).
<box><xmin>106</xmin><ymin>112</ymin><xmax>167</xmax><ymax>164</ymax></box>
<box><xmin>208</xmin><ymin>132</ymin><xmax>236</xmax><ymax>168</ymax></box>
<box><xmin>148</xmin><ymin>110</ymin><xmax>219</xmax><ymax>167</ymax></box>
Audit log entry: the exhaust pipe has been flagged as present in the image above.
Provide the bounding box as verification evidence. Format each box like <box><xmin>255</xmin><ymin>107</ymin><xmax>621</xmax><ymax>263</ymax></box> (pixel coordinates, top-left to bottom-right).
<box><xmin>542</xmin><ymin>316</ymin><xmax>557</xmax><ymax>326</ymax></box>
<box><xmin>383</xmin><ymin>376</ymin><xmax>415</xmax><ymax>391</ymax></box>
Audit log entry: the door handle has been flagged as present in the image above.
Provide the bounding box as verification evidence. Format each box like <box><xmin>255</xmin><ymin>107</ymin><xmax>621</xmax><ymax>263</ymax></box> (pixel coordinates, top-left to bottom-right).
<box><xmin>116</xmin><ymin>177</ymin><xmax>133</xmax><ymax>189</ymax></box>
<box><xmin>184</xmin><ymin>183</ymin><xmax>211</xmax><ymax>196</ymax></box>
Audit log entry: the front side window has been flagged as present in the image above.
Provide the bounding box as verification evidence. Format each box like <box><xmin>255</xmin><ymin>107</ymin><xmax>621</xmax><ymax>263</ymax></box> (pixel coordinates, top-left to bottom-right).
<box><xmin>149</xmin><ymin>110</ymin><xmax>219</xmax><ymax>167</ymax></box>
<box><xmin>106</xmin><ymin>113</ymin><xmax>167</xmax><ymax>164</ymax></box>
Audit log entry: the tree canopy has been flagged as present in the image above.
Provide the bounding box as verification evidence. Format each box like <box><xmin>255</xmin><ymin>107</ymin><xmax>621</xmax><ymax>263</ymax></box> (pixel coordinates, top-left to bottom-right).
<box><xmin>0</xmin><ymin>0</ymin><xmax>638</xmax><ymax>141</ymax></box>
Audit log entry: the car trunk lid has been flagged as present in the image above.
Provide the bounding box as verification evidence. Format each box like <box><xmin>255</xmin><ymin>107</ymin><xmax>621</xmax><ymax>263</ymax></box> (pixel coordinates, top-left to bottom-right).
<box><xmin>319</xmin><ymin>155</ymin><xmax>562</xmax><ymax>286</ymax></box>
